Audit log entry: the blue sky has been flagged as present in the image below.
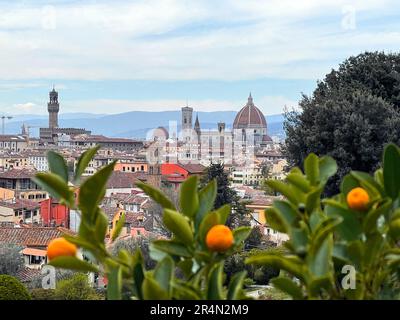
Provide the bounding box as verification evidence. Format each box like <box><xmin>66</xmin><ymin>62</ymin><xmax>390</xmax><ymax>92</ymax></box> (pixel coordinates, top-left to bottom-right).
<box><xmin>0</xmin><ymin>0</ymin><xmax>399</xmax><ymax>116</ymax></box>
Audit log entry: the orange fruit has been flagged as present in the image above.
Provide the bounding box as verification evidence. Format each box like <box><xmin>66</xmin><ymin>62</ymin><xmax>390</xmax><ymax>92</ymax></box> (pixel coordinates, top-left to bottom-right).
<box><xmin>47</xmin><ymin>237</ymin><xmax>78</xmax><ymax>261</ymax></box>
<box><xmin>206</xmin><ymin>224</ymin><xmax>234</xmax><ymax>252</ymax></box>
<box><xmin>346</xmin><ymin>187</ymin><xmax>370</xmax><ymax>211</ymax></box>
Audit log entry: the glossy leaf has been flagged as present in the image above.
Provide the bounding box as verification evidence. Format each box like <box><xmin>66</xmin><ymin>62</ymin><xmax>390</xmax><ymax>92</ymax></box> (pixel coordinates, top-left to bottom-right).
<box><xmin>318</xmin><ymin>156</ymin><xmax>337</xmax><ymax>184</ymax></box>
<box><xmin>142</xmin><ymin>276</ymin><xmax>169</xmax><ymax>300</ymax></box>
<box><xmin>207</xmin><ymin>262</ymin><xmax>224</xmax><ymax>300</ymax></box>
<box><xmin>163</xmin><ymin>209</ymin><xmax>193</xmax><ymax>244</ymax></box>
<box><xmin>151</xmin><ymin>240</ymin><xmax>192</xmax><ymax>258</ymax></box>
<box><xmin>383</xmin><ymin>143</ymin><xmax>400</xmax><ymax>199</ymax></box>
<box><xmin>111</xmin><ymin>212</ymin><xmax>125</xmax><ymax>242</ymax></box>
<box><xmin>227</xmin><ymin>271</ymin><xmax>247</xmax><ymax>300</ymax></box>
<box><xmin>195</xmin><ymin>179</ymin><xmax>217</xmax><ymax>230</ymax></box>
<box><xmin>107</xmin><ymin>265</ymin><xmax>122</xmax><ymax>300</ymax></box>
<box><xmin>32</xmin><ymin>173</ymin><xmax>74</xmax><ymax>206</ymax></box>
<box><xmin>233</xmin><ymin>226</ymin><xmax>251</xmax><ymax>247</ymax></box>
<box><xmin>154</xmin><ymin>256</ymin><xmax>174</xmax><ymax>296</ymax></box>
<box><xmin>304</xmin><ymin>153</ymin><xmax>319</xmax><ymax>186</ymax></box>
<box><xmin>74</xmin><ymin>145</ymin><xmax>100</xmax><ymax>183</ymax></box>
<box><xmin>49</xmin><ymin>256</ymin><xmax>98</xmax><ymax>273</ymax></box>
<box><xmin>180</xmin><ymin>175</ymin><xmax>199</xmax><ymax>218</ymax></box>
<box><xmin>47</xmin><ymin>150</ymin><xmax>69</xmax><ymax>182</ymax></box>
<box><xmin>271</xmin><ymin>277</ymin><xmax>303</xmax><ymax>300</ymax></box>
<box><xmin>136</xmin><ymin>182</ymin><xmax>176</xmax><ymax>211</ymax></box>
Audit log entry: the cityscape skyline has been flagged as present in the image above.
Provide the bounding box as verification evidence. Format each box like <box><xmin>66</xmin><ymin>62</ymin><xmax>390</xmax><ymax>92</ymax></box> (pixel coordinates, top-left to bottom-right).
<box><xmin>0</xmin><ymin>0</ymin><xmax>399</xmax><ymax>115</ymax></box>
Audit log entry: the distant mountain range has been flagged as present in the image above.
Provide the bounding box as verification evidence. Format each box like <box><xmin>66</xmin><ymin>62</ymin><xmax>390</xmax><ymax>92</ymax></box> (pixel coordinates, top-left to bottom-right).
<box><xmin>5</xmin><ymin>111</ymin><xmax>285</xmax><ymax>139</ymax></box>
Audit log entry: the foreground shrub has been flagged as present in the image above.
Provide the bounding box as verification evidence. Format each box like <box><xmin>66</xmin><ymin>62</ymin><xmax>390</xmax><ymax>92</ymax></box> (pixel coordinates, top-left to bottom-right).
<box><xmin>34</xmin><ymin>147</ymin><xmax>251</xmax><ymax>300</ymax></box>
<box><xmin>247</xmin><ymin>143</ymin><xmax>400</xmax><ymax>299</ymax></box>
<box><xmin>54</xmin><ymin>273</ymin><xmax>102</xmax><ymax>300</ymax></box>
<box><xmin>0</xmin><ymin>275</ymin><xmax>31</xmax><ymax>300</ymax></box>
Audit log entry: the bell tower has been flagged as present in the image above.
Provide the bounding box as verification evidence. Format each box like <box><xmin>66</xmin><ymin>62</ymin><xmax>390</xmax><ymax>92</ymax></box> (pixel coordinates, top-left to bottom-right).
<box><xmin>48</xmin><ymin>87</ymin><xmax>59</xmax><ymax>128</ymax></box>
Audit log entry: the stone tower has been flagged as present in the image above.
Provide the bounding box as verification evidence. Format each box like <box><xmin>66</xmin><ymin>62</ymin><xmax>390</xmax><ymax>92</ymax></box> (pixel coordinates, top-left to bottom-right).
<box><xmin>181</xmin><ymin>106</ymin><xmax>193</xmax><ymax>130</ymax></box>
<box><xmin>48</xmin><ymin>87</ymin><xmax>59</xmax><ymax>128</ymax></box>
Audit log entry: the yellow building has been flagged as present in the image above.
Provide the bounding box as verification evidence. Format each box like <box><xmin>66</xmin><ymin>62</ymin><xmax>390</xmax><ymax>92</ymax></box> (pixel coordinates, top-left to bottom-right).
<box><xmin>0</xmin><ymin>188</ymin><xmax>15</xmax><ymax>201</ymax></box>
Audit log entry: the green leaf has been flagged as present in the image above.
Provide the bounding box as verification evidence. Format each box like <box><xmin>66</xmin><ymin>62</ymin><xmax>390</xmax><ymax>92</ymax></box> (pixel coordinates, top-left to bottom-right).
<box><xmin>199</xmin><ymin>211</ymin><xmax>219</xmax><ymax>244</ymax></box>
<box><xmin>305</xmin><ymin>187</ymin><xmax>323</xmax><ymax>213</ymax></box>
<box><xmin>180</xmin><ymin>175</ymin><xmax>199</xmax><ymax>218</ymax></box>
<box><xmin>78</xmin><ymin>161</ymin><xmax>116</xmax><ymax>222</ymax></box>
<box><xmin>340</xmin><ymin>174</ymin><xmax>359</xmax><ymax>196</ymax></box>
<box><xmin>48</xmin><ymin>256</ymin><xmax>98</xmax><ymax>273</ymax></box>
<box><xmin>62</xmin><ymin>234</ymin><xmax>98</xmax><ymax>252</ymax></box>
<box><xmin>383</xmin><ymin>143</ymin><xmax>400</xmax><ymax>199</ymax></box>
<box><xmin>207</xmin><ymin>262</ymin><xmax>224</xmax><ymax>300</ymax></box>
<box><xmin>74</xmin><ymin>145</ymin><xmax>100</xmax><ymax>183</ymax></box>
<box><xmin>363</xmin><ymin>199</ymin><xmax>391</xmax><ymax>234</ymax></box>
<box><xmin>309</xmin><ymin>217</ymin><xmax>342</xmax><ymax>256</ymax></box>
<box><xmin>246</xmin><ymin>254</ymin><xmax>304</xmax><ymax>281</ymax></box>
<box><xmin>233</xmin><ymin>226</ymin><xmax>251</xmax><ymax>247</ymax></box>
<box><xmin>286</xmin><ymin>173</ymin><xmax>311</xmax><ymax>193</ymax></box>
<box><xmin>177</xmin><ymin>259</ymin><xmax>193</xmax><ymax>278</ymax></box>
<box><xmin>132</xmin><ymin>250</ymin><xmax>145</xmax><ymax>300</ymax></box>
<box><xmin>271</xmin><ymin>277</ymin><xmax>303</xmax><ymax>300</ymax></box>
<box><xmin>107</xmin><ymin>265</ymin><xmax>122</xmax><ymax>300</ymax></box>
<box><xmin>195</xmin><ymin>179</ymin><xmax>217</xmax><ymax>230</ymax></box>
<box><xmin>274</xmin><ymin>200</ymin><xmax>298</xmax><ymax>226</ymax></box>
<box><xmin>154</xmin><ymin>256</ymin><xmax>174</xmax><ymax>296</ymax></box>
<box><xmin>290</xmin><ymin>227</ymin><xmax>308</xmax><ymax>255</ymax></box>
<box><xmin>318</xmin><ymin>156</ymin><xmax>337</xmax><ymax>184</ymax></box>
<box><xmin>94</xmin><ymin>209</ymin><xmax>109</xmax><ymax>243</ymax></box>
<box><xmin>163</xmin><ymin>209</ymin><xmax>193</xmax><ymax>244</ymax></box>
<box><xmin>136</xmin><ymin>181</ymin><xmax>176</xmax><ymax>210</ymax></box>
<box><xmin>351</xmin><ymin>171</ymin><xmax>385</xmax><ymax>197</ymax></box>
<box><xmin>173</xmin><ymin>282</ymin><xmax>201</xmax><ymax>300</ymax></box>
<box><xmin>325</xmin><ymin>205</ymin><xmax>362</xmax><ymax>241</ymax></box>
<box><xmin>308</xmin><ymin>237</ymin><xmax>332</xmax><ymax>277</ymax></box>
<box><xmin>142</xmin><ymin>276</ymin><xmax>169</xmax><ymax>300</ymax></box>
<box><xmin>304</xmin><ymin>153</ymin><xmax>319</xmax><ymax>186</ymax></box>
<box><xmin>227</xmin><ymin>271</ymin><xmax>247</xmax><ymax>300</ymax></box>
<box><xmin>32</xmin><ymin>173</ymin><xmax>74</xmax><ymax>206</ymax></box>
<box><xmin>111</xmin><ymin>212</ymin><xmax>125</xmax><ymax>242</ymax></box>
<box><xmin>216</xmin><ymin>204</ymin><xmax>231</xmax><ymax>225</ymax></box>
<box><xmin>47</xmin><ymin>151</ymin><xmax>68</xmax><ymax>183</ymax></box>
<box><xmin>151</xmin><ymin>240</ymin><xmax>192</xmax><ymax>258</ymax></box>
<box><xmin>264</xmin><ymin>208</ymin><xmax>288</xmax><ymax>233</ymax></box>
<box><xmin>266</xmin><ymin>180</ymin><xmax>301</xmax><ymax>204</ymax></box>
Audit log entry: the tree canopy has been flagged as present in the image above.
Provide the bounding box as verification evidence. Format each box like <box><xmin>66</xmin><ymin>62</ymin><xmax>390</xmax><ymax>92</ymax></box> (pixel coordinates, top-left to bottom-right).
<box><xmin>285</xmin><ymin>51</ymin><xmax>400</xmax><ymax>194</ymax></box>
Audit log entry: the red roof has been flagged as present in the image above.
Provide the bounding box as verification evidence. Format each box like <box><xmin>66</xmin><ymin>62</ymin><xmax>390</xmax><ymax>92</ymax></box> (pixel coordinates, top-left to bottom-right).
<box><xmin>0</xmin><ymin>226</ymin><xmax>74</xmax><ymax>247</ymax></box>
<box><xmin>0</xmin><ymin>168</ymin><xmax>37</xmax><ymax>179</ymax></box>
<box><xmin>106</xmin><ymin>171</ymin><xmax>147</xmax><ymax>189</ymax></box>
<box><xmin>178</xmin><ymin>163</ymin><xmax>206</xmax><ymax>174</ymax></box>
<box><xmin>0</xmin><ymin>199</ymin><xmax>39</xmax><ymax>210</ymax></box>
<box><xmin>233</xmin><ymin>94</ymin><xmax>267</xmax><ymax>129</ymax></box>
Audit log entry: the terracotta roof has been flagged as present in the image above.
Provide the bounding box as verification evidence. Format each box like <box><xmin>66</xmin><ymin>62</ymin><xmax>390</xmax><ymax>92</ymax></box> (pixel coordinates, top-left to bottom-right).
<box><xmin>0</xmin><ymin>226</ymin><xmax>73</xmax><ymax>247</ymax></box>
<box><xmin>22</xmin><ymin>247</ymin><xmax>47</xmax><ymax>256</ymax></box>
<box><xmin>106</xmin><ymin>171</ymin><xmax>147</xmax><ymax>189</ymax></box>
<box><xmin>0</xmin><ymin>135</ymin><xmax>26</xmax><ymax>142</ymax></box>
<box><xmin>178</xmin><ymin>163</ymin><xmax>206</xmax><ymax>174</ymax></box>
<box><xmin>233</xmin><ymin>94</ymin><xmax>267</xmax><ymax>129</ymax></box>
<box><xmin>72</xmin><ymin>135</ymin><xmax>142</xmax><ymax>144</ymax></box>
<box><xmin>0</xmin><ymin>168</ymin><xmax>37</xmax><ymax>179</ymax></box>
<box><xmin>16</xmin><ymin>267</ymin><xmax>41</xmax><ymax>283</ymax></box>
<box><xmin>0</xmin><ymin>199</ymin><xmax>39</xmax><ymax>210</ymax></box>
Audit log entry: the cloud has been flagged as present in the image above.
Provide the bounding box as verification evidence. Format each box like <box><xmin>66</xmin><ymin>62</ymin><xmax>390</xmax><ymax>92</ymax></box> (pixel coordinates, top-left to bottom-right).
<box><xmin>0</xmin><ymin>0</ymin><xmax>398</xmax><ymax>81</ymax></box>
<box><xmin>12</xmin><ymin>102</ymin><xmax>38</xmax><ymax>113</ymax></box>
<box><xmin>61</xmin><ymin>95</ymin><xmax>297</xmax><ymax>115</ymax></box>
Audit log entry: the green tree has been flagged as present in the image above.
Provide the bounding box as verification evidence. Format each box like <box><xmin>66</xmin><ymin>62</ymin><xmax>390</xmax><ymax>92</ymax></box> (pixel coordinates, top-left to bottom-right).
<box><xmin>0</xmin><ymin>275</ymin><xmax>31</xmax><ymax>300</ymax></box>
<box><xmin>285</xmin><ymin>51</ymin><xmax>400</xmax><ymax>195</ymax></box>
<box><xmin>0</xmin><ymin>244</ymin><xmax>24</xmax><ymax>276</ymax></box>
<box><xmin>201</xmin><ymin>163</ymin><xmax>250</xmax><ymax>228</ymax></box>
<box><xmin>54</xmin><ymin>273</ymin><xmax>101</xmax><ymax>300</ymax></box>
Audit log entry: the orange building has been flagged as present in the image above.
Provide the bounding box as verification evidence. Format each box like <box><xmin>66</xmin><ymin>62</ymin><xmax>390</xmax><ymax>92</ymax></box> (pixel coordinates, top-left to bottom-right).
<box><xmin>114</xmin><ymin>161</ymin><xmax>148</xmax><ymax>173</ymax></box>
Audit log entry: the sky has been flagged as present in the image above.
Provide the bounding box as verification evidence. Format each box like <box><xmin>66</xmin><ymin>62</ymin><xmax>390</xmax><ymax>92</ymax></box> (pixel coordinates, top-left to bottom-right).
<box><xmin>0</xmin><ymin>0</ymin><xmax>399</xmax><ymax>116</ymax></box>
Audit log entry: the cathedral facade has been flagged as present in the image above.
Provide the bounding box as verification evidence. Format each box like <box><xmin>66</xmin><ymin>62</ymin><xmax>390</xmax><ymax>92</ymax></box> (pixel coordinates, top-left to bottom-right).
<box><xmin>178</xmin><ymin>94</ymin><xmax>272</xmax><ymax>166</ymax></box>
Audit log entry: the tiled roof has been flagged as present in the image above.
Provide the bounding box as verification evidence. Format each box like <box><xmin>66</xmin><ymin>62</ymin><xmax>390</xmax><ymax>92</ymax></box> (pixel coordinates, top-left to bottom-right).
<box><xmin>106</xmin><ymin>171</ymin><xmax>147</xmax><ymax>189</ymax></box>
<box><xmin>178</xmin><ymin>163</ymin><xmax>206</xmax><ymax>174</ymax></box>
<box><xmin>0</xmin><ymin>226</ymin><xmax>74</xmax><ymax>247</ymax></box>
<box><xmin>16</xmin><ymin>267</ymin><xmax>41</xmax><ymax>283</ymax></box>
<box><xmin>0</xmin><ymin>135</ymin><xmax>26</xmax><ymax>142</ymax></box>
<box><xmin>0</xmin><ymin>199</ymin><xmax>40</xmax><ymax>210</ymax></box>
<box><xmin>0</xmin><ymin>168</ymin><xmax>37</xmax><ymax>179</ymax></box>
<box><xmin>233</xmin><ymin>94</ymin><xmax>267</xmax><ymax>129</ymax></box>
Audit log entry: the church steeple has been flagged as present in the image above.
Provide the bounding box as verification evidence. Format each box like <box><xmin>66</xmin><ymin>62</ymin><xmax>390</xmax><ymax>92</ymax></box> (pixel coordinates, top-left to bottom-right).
<box><xmin>194</xmin><ymin>114</ymin><xmax>200</xmax><ymax>131</ymax></box>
